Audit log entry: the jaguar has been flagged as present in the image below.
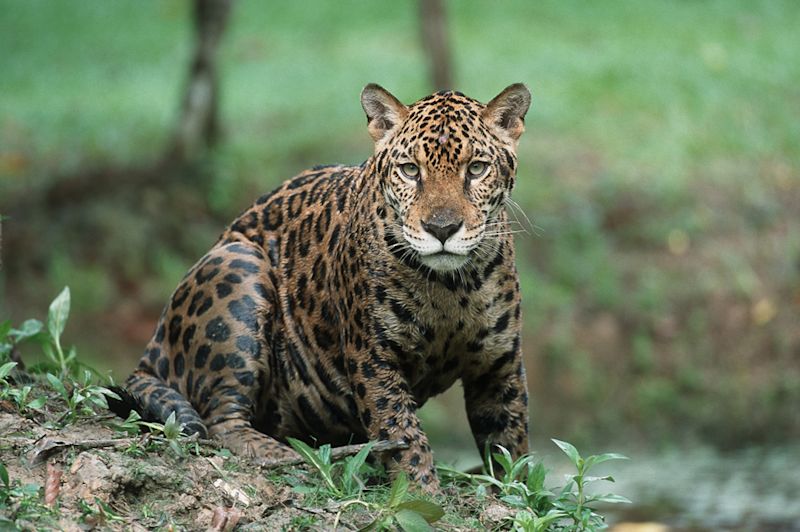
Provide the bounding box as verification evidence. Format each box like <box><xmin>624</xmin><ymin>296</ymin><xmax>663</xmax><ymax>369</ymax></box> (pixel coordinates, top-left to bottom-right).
<box><xmin>110</xmin><ymin>83</ymin><xmax>532</xmax><ymax>491</ymax></box>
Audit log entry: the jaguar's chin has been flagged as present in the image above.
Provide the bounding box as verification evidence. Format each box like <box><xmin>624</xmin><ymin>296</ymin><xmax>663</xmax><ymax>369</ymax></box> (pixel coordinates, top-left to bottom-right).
<box><xmin>418</xmin><ymin>252</ymin><xmax>469</xmax><ymax>272</ymax></box>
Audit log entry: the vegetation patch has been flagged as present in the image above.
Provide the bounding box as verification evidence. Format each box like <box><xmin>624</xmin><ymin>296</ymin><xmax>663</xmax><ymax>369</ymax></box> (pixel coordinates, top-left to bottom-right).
<box><xmin>1</xmin><ymin>289</ymin><xmax>629</xmax><ymax>530</ymax></box>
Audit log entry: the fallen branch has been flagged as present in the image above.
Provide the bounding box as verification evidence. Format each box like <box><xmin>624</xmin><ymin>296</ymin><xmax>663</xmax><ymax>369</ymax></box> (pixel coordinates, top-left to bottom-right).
<box><xmin>258</xmin><ymin>440</ymin><xmax>409</xmax><ymax>470</ymax></box>
<box><xmin>25</xmin><ymin>433</ymin><xmax>210</xmax><ymax>464</ymax></box>
<box><xmin>20</xmin><ymin>435</ymin><xmax>407</xmax><ymax>468</ymax></box>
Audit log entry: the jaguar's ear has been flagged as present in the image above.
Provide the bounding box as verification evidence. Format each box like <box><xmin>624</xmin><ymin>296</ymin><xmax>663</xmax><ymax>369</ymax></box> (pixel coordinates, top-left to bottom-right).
<box><xmin>361</xmin><ymin>84</ymin><xmax>408</xmax><ymax>143</ymax></box>
<box><xmin>482</xmin><ymin>83</ymin><xmax>531</xmax><ymax>143</ymax></box>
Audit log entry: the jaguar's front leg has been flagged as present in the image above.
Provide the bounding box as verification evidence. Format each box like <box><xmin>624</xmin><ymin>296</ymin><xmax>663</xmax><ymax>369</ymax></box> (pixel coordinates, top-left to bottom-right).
<box><xmin>463</xmin><ymin>333</ymin><xmax>530</xmax><ymax>471</ymax></box>
<box><xmin>347</xmin><ymin>346</ymin><xmax>439</xmax><ymax>493</ymax></box>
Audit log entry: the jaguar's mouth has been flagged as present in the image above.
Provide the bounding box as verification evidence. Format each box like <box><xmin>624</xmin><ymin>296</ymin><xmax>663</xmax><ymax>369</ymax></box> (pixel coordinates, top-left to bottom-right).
<box><xmin>418</xmin><ymin>251</ymin><xmax>469</xmax><ymax>272</ymax></box>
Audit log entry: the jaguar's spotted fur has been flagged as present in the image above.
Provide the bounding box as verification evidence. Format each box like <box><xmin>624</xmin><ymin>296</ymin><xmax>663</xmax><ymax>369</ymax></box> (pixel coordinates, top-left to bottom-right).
<box><xmin>111</xmin><ymin>84</ymin><xmax>532</xmax><ymax>491</ymax></box>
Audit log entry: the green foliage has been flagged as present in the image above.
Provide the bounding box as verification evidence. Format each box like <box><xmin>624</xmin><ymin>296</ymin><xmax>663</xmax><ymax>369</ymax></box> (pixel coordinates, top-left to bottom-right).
<box><xmin>0</xmin><ymin>287</ymin><xmax>120</xmax><ymax>426</ymax></box>
<box><xmin>550</xmin><ymin>439</ymin><xmax>630</xmax><ymax>531</ymax></box>
<box><xmin>287</xmin><ymin>439</ymin><xmax>444</xmax><ymax>531</ymax></box>
<box><xmin>111</xmin><ymin>410</ymin><xmax>200</xmax><ymax>459</ymax></box>
<box><xmin>358</xmin><ymin>473</ymin><xmax>444</xmax><ymax>532</ymax></box>
<box><xmin>78</xmin><ymin>496</ymin><xmax>125</xmax><ymax>526</ymax></box>
<box><xmin>287</xmin><ymin>438</ymin><xmax>377</xmax><ymax>499</ymax></box>
<box><xmin>45</xmin><ymin>368</ymin><xmax>120</xmax><ymax>424</ymax></box>
<box><xmin>0</xmin><ymin>461</ymin><xmax>55</xmax><ymax>529</ymax></box>
<box><xmin>441</xmin><ymin>440</ymin><xmax>629</xmax><ymax>531</ymax></box>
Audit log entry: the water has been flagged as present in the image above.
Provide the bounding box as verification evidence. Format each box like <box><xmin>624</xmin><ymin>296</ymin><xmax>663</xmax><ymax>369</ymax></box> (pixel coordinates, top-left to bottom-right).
<box><xmin>583</xmin><ymin>444</ymin><xmax>800</xmax><ymax>531</ymax></box>
<box><xmin>436</xmin><ymin>443</ymin><xmax>800</xmax><ymax>530</ymax></box>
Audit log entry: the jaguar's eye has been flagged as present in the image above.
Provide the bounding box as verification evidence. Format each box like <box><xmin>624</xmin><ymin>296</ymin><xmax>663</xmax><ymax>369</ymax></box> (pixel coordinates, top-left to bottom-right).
<box><xmin>467</xmin><ymin>161</ymin><xmax>489</xmax><ymax>179</ymax></box>
<box><xmin>399</xmin><ymin>163</ymin><xmax>420</xmax><ymax>180</ymax></box>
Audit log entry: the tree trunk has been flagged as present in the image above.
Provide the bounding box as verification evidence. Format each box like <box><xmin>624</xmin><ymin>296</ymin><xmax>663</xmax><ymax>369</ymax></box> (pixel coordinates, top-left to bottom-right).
<box><xmin>165</xmin><ymin>0</ymin><xmax>234</xmax><ymax>164</ymax></box>
<box><xmin>419</xmin><ymin>0</ymin><xmax>453</xmax><ymax>91</ymax></box>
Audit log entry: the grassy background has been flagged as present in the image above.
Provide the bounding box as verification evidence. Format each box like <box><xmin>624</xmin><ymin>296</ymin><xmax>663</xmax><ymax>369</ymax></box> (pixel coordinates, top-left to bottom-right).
<box><xmin>1</xmin><ymin>0</ymin><xmax>799</xmax><ymax>457</ymax></box>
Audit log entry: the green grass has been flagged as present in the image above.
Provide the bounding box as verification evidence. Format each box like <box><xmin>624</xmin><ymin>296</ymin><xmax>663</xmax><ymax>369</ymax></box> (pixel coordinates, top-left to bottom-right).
<box><xmin>1</xmin><ymin>0</ymin><xmax>799</xmax><ymax>450</ymax></box>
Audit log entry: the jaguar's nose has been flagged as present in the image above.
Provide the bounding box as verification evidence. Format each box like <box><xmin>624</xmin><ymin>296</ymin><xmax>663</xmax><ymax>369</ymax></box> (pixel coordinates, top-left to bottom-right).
<box><xmin>422</xmin><ymin>214</ymin><xmax>463</xmax><ymax>244</ymax></box>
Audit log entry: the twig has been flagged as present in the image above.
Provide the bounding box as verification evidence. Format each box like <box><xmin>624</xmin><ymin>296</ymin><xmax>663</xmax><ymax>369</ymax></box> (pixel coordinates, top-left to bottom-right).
<box><xmin>258</xmin><ymin>440</ymin><xmax>409</xmax><ymax>470</ymax></box>
<box><xmin>28</xmin><ymin>437</ymin><xmax>134</xmax><ymax>465</ymax></box>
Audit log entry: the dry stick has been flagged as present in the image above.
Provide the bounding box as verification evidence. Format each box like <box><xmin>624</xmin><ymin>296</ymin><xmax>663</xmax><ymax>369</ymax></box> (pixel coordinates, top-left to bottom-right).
<box><xmin>25</xmin><ymin>433</ymin><xmax>206</xmax><ymax>464</ymax></box>
<box><xmin>259</xmin><ymin>440</ymin><xmax>409</xmax><ymax>470</ymax></box>
<box><xmin>23</xmin><ymin>435</ymin><xmax>406</xmax><ymax>467</ymax></box>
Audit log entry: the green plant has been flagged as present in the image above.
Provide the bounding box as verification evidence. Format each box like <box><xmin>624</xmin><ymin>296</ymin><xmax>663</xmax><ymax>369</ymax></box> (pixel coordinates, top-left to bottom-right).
<box><xmin>0</xmin><ymin>288</ymin><xmax>77</xmax><ymax>377</ymax></box>
<box><xmin>441</xmin><ymin>440</ymin><xmax>629</xmax><ymax>531</ymax></box>
<box><xmin>137</xmin><ymin>411</ymin><xmax>200</xmax><ymax>458</ymax></box>
<box><xmin>0</xmin><ymin>361</ymin><xmax>19</xmax><ymax>398</ymax></box>
<box><xmin>0</xmin><ymin>318</ymin><xmax>43</xmax><ymax>364</ymax></box>
<box><xmin>1</xmin><ymin>287</ymin><xmax>121</xmax><ymax>424</ymax></box>
<box><xmin>550</xmin><ymin>439</ymin><xmax>630</xmax><ymax>531</ymax></box>
<box><xmin>78</xmin><ymin>496</ymin><xmax>125</xmax><ymax>526</ymax></box>
<box><xmin>0</xmin><ymin>462</ymin><xmax>54</xmax><ymax>528</ymax></box>
<box><xmin>0</xmin><ymin>461</ymin><xmax>10</xmax><ymax>505</ymax></box>
<box><xmin>287</xmin><ymin>438</ymin><xmax>377</xmax><ymax>499</ymax></box>
<box><xmin>287</xmin><ymin>439</ymin><xmax>444</xmax><ymax>531</ymax></box>
<box><xmin>45</xmin><ymin>368</ymin><xmax>119</xmax><ymax>425</ymax></box>
<box><xmin>112</xmin><ymin>409</ymin><xmax>145</xmax><ymax>436</ymax></box>
<box><xmin>354</xmin><ymin>472</ymin><xmax>445</xmax><ymax>532</ymax></box>
<box><xmin>0</xmin><ymin>364</ymin><xmax>47</xmax><ymax>414</ymax></box>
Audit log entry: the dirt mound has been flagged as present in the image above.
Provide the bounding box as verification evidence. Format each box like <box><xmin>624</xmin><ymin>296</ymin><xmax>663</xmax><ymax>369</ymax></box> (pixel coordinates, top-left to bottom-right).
<box><xmin>0</xmin><ymin>412</ymin><xmax>318</xmax><ymax>530</ymax></box>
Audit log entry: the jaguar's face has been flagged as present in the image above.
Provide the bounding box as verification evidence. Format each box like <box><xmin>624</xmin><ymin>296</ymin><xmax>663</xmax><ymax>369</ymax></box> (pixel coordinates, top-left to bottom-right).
<box><xmin>362</xmin><ymin>84</ymin><xmax>531</xmax><ymax>272</ymax></box>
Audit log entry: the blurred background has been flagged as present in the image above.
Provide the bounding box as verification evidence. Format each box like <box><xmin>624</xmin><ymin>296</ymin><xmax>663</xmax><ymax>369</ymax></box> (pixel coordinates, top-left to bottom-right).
<box><xmin>1</xmin><ymin>1</ymin><xmax>798</xmax><ymax>528</ymax></box>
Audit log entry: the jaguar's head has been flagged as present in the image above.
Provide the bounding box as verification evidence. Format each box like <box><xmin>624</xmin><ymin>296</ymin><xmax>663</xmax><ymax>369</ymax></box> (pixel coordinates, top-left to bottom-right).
<box><xmin>362</xmin><ymin>83</ymin><xmax>530</xmax><ymax>273</ymax></box>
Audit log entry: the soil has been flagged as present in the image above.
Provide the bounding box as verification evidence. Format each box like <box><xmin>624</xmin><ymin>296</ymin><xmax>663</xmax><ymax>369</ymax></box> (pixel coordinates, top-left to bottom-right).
<box><xmin>0</xmin><ymin>411</ymin><xmax>328</xmax><ymax>530</ymax></box>
<box><xmin>0</xmin><ymin>407</ymin><xmax>517</xmax><ymax>531</ymax></box>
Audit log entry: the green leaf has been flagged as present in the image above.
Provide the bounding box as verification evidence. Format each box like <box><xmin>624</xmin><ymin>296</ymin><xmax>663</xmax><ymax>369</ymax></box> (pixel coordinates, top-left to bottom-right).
<box><xmin>318</xmin><ymin>444</ymin><xmax>332</xmax><ymax>467</ymax></box>
<box><xmin>287</xmin><ymin>438</ymin><xmax>337</xmax><ymax>493</ymax></box>
<box><xmin>396</xmin><ymin>500</ymin><xmax>444</xmax><ymax>523</ymax></box>
<box><xmin>124</xmin><ymin>410</ymin><xmax>142</xmax><ymax>424</ymax></box>
<box><xmin>93</xmin><ymin>386</ymin><xmax>122</xmax><ymax>401</ymax></box>
<box><xmin>0</xmin><ymin>361</ymin><xmax>17</xmax><ymax>379</ymax></box>
<box><xmin>552</xmin><ymin>438</ymin><xmax>581</xmax><ymax>467</ymax></box>
<box><xmin>500</xmin><ymin>494</ymin><xmax>527</xmax><ymax>508</ymax></box>
<box><xmin>509</xmin><ymin>454</ymin><xmax>535</xmax><ymax>482</ymax></box>
<box><xmin>46</xmin><ymin>373</ymin><xmax>68</xmax><ymax>399</ymax></box>
<box><xmin>0</xmin><ymin>320</ymin><xmax>12</xmax><ymax>341</ymax></box>
<box><xmin>527</xmin><ymin>461</ymin><xmax>547</xmax><ymax>491</ymax></box>
<box><xmin>533</xmin><ymin>509</ymin><xmax>568</xmax><ymax>529</ymax></box>
<box><xmin>394</xmin><ymin>509</ymin><xmax>432</xmax><ymax>532</ymax></box>
<box><xmin>163</xmin><ymin>411</ymin><xmax>183</xmax><ymax>439</ymax></box>
<box><xmin>343</xmin><ymin>441</ymin><xmax>375</xmax><ymax>494</ymax></box>
<box><xmin>492</xmin><ymin>445</ymin><xmax>514</xmax><ymax>476</ymax></box>
<box><xmin>10</xmin><ymin>319</ymin><xmax>44</xmax><ymax>343</ymax></box>
<box><xmin>588</xmin><ymin>493</ymin><xmax>632</xmax><ymax>504</ymax></box>
<box><xmin>0</xmin><ymin>462</ymin><xmax>8</xmax><ymax>487</ymax></box>
<box><xmin>26</xmin><ymin>397</ymin><xmax>47</xmax><ymax>410</ymax></box>
<box><xmin>288</xmin><ymin>438</ymin><xmax>324</xmax><ymax>470</ymax></box>
<box><xmin>470</xmin><ymin>473</ymin><xmax>505</xmax><ymax>491</ymax></box>
<box><xmin>169</xmin><ymin>440</ymin><xmax>184</xmax><ymax>458</ymax></box>
<box><xmin>358</xmin><ymin>515</ymin><xmax>390</xmax><ymax>532</ymax></box>
<box><xmin>88</xmin><ymin>394</ymin><xmax>109</xmax><ymax>409</ymax></box>
<box><xmin>387</xmin><ymin>471</ymin><xmax>410</xmax><ymax>507</ymax></box>
<box><xmin>583</xmin><ymin>452</ymin><xmax>630</xmax><ymax>471</ymax></box>
<box><xmin>65</xmin><ymin>345</ymin><xmax>77</xmax><ymax>364</ymax></box>
<box><xmin>47</xmin><ymin>287</ymin><xmax>71</xmax><ymax>342</ymax></box>
<box><xmin>585</xmin><ymin>474</ymin><xmax>614</xmax><ymax>483</ymax></box>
